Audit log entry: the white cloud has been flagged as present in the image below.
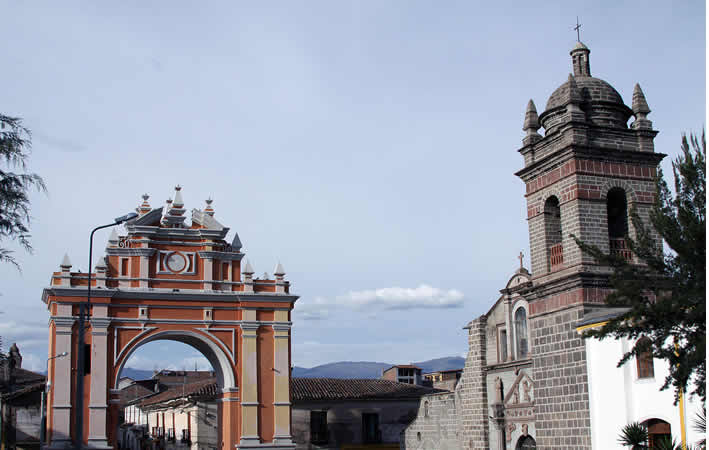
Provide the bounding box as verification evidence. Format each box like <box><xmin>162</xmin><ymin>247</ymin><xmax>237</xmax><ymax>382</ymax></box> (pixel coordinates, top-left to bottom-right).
<box><xmin>336</xmin><ymin>284</ymin><xmax>464</xmax><ymax>310</ymax></box>
<box><xmin>292</xmin><ymin>297</ymin><xmax>330</xmax><ymax>321</ymax></box>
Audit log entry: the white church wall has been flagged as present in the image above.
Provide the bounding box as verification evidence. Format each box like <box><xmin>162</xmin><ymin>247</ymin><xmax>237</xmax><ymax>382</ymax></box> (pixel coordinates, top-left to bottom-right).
<box><xmin>586</xmin><ymin>336</ymin><xmax>703</xmax><ymax>449</ymax></box>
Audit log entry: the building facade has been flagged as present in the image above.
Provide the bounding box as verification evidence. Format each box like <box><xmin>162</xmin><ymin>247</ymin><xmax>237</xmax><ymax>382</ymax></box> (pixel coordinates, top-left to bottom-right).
<box><xmin>403</xmin><ymin>41</ymin><xmax>703</xmax><ymax>450</ymax></box>
<box><xmin>42</xmin><ymin>187</ymin><xmax>298</xmax><ymax>449</ymax></box>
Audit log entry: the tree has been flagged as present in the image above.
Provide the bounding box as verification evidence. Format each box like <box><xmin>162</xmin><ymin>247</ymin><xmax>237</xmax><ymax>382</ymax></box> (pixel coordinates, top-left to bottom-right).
<box><xmin>0</xmin><ymin>114</ymin><xmax>47</xmax><ymax>270</ymax></box>
<box><xmin>618</xmin><ymin>422</ymin><xmax>648</xmax><ymax>450</ymax></box>
<box><xmin>575</xmin><ymin>132</ymin><xmax>706</xmax><ymax>403</ymax></box>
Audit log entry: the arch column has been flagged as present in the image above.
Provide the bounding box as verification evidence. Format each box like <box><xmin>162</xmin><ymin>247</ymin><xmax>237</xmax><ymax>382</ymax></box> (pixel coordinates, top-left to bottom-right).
<box><xmin>218</xmin><ymin>389</ymin><xmax>240</xmax><ymax>449</ymax></box>
<box><xmin>49</xmin><ymin>314</ymin><xmax>75</xmax><ymax>449</ymax></box>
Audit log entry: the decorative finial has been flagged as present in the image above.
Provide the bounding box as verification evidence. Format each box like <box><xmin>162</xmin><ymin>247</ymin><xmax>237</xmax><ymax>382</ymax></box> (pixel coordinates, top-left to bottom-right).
<box><xmin>204</xmin><ymin>198</ymin><xmax>215</xmax><ymax>217</ymax></box>
<box><xmin>273</xmin><ymin>262</ymin><xmax>285</xmax><ymax>276</ymax></box>
<box><xmin>60</xmin><ymin>253</ymin><xmax>72</xmax><ymax>268</ymax></box>
<box><xmin>172</xmin><ymin>185</ymin><xmax>184</xmax><ymax>208</ymax></box>
<box><xmin>631</xmin><ymin>83</ymin><xmax>653</xmax><ymax>130</ymax></box>
<box><xmin>242</xmin><ymin>259</ymin><xmax>255</xmax><ymax>275</ymax></box>
<box><xmin>137</xmin><ymin>193</ymin><xmax>152</xmax><ymax>215</ymax></box>
<box><xmin>518</xmin><ymin>251</ymin><xmax>524</xmax><ymax>270</ymax></box>
<box><xmin>632</xmin><ymin>83</ymin><xmax>651</xmax><ymax>115</ymax></box>
<box><xmin>523</xmin><ymin>99</ymin><xmax>540</xmax><ymax>133</ymax></box>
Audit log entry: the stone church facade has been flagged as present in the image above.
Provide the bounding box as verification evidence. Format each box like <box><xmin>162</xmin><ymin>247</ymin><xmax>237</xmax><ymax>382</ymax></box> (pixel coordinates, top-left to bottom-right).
<box><xmin>402</xmin><ymin>40</ymin><xmax>674</xmax><ymax>450</ymax></box>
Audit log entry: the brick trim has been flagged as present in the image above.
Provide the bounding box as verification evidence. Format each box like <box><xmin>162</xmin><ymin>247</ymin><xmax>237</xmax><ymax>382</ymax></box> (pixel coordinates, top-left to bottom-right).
<box><xmin>525</xmin><ymin>159</ymin><xmax>658</xmax><ymax>197</ymax></box>
<box><xmin>528</xmin><ymin>287</ymin><xmax>612</xmax><ymax>316</ymax></box>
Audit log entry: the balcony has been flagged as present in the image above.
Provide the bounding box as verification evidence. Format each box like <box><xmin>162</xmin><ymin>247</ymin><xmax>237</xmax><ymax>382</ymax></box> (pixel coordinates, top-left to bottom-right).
<box><xmin>549</xmin><ymin>243</ymin><xmax>564</xmax><ymax>270</ymax></box>
<box><xmin>609</xmin><ymin>238</ymin><xmax>633</xmax><ymax>262</ymax></box>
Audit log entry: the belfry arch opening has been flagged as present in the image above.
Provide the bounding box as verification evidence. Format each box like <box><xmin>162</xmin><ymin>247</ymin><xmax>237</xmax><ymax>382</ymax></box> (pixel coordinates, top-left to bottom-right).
<box><xmin>544</xmin><ymin>196</ymin><xmax>563</xmax><ymax>270</ymax></box>
<box><xmin>607</xmin><ymin>188</ymin><xmax>632</xmax><ymax>260</ymax></box>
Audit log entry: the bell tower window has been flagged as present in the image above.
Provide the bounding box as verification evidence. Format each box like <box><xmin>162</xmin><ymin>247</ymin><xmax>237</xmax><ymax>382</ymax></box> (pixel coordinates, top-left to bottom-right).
<box><xmin>544</xmin><ymin>196</ymin><xmax>563</xmax><ymax>270</ymax></box>
<box><xmin>607</xmin><ymin>188</ymin><xmax>631</xmax><ymax>261</ymax></box>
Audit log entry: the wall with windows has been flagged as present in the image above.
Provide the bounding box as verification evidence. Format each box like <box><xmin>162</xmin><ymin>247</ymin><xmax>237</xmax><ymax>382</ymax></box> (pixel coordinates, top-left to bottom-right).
<box><xmin>292</xmin><ymin>399</ymin><xmax>420</xmax><ymax>449</ymax></box>
<box><xmin>584</xmin><ymin>335</ymin><xmax>703</xmax><ymax>449</ymax></box>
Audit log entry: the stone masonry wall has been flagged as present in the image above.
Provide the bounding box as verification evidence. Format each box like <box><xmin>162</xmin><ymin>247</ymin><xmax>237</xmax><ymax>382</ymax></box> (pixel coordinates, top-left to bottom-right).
<box><xmin>401</xmin><ymin>393</ymin><xmax>461</xmax><ymax>450</ymax></box>
<box><xmin>530</xmin><ymin>305</ymin><xmax>591</xmax><ymax>449</ymax></box>
<box><xmin>460</xmin><ymin>317</ymin><xmax>489</xmax><ymax>450</ymax></box>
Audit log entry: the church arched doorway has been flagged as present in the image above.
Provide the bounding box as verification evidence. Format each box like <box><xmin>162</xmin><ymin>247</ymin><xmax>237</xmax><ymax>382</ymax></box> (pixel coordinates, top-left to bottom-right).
<box><xmin>516</xmin><ymin>435</ymin><xmax>536</xmax><ymax>450</ymax></box>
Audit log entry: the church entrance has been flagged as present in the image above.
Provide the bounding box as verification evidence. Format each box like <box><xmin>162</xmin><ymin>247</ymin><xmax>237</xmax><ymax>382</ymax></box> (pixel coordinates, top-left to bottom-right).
<box><xmin>515</xmin><ymin>435</ymin><xmax>536</xmax><ymax>450</ymax></box>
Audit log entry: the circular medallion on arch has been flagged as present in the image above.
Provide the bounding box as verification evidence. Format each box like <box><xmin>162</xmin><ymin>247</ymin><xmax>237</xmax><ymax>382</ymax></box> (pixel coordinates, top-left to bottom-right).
<box><xmin>165</xmin><ymin>251</ymin><xmax>188</xmax><ymax>273</ymax></box>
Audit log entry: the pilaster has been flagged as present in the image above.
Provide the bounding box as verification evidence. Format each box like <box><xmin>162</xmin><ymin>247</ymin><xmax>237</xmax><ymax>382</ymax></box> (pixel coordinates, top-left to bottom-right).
<box><xmin>240</xmin><ymin>312</ymin><xmax>260</xmax><ymax>446</ymax></box>
<box><xmin>272</xmin><ymin>318</ymin><xmax>292</xmax><ymax>445</ymax></box>
<box><xmin>50</xmin><ymin>315</ymin><xmax>74</xmax><ymax>448</ymax></box>
<box><xmin>88</xmin><ymin>307</ymin><xmax>111</xmax><ymax>449</ymax></box>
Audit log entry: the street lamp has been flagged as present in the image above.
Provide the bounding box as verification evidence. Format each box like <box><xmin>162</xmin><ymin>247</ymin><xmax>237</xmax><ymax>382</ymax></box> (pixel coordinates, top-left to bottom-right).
<box><xmin>40</xmin><ymin>351</ymin><xmax>68</xmax><ymax>445</ymax></box>
<box><xmin>74</xmin><ymin>212</ymin><xmax>138</xmax><ymax>449</ymax></box>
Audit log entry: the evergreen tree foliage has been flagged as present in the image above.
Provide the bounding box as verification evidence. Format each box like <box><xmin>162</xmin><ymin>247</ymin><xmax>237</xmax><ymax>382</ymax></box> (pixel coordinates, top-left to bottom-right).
<box><xmin>0</xmin><ymin>114</ymin><xmax>46</xmax><ymax>270</ymax></box>
<box><xmin>575</xmin><ymin>132</ymin><xmax>706</xmax><ymax>403</ymax></box>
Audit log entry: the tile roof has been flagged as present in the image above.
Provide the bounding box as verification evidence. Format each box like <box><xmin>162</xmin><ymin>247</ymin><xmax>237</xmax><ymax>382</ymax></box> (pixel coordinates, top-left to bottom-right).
<box><xmin>140</xmin><ymin>378</ymin><xmax>218</xmax><ymax>408</ymax></box>
<box><xmin>291</xmin><ymin>378</ymin><xmax>444</xmax><ymax>402</ymax></box>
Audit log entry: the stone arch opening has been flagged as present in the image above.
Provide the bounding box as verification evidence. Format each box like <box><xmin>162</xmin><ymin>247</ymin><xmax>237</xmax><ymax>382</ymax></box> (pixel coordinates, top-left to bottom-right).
<box><xmin>114</xmin><ymin>329</ymin><xmax>237</xmax><ymax>391</ymax></box>
<box><xmin>607</xmin><ymin>187</ymin><xmax>632</xmax><ymax>261</ymax></box>
<box><xmin>516</xmin><ymin>434</ymin><xmax>536</xmax><ymax>449</ymax></box>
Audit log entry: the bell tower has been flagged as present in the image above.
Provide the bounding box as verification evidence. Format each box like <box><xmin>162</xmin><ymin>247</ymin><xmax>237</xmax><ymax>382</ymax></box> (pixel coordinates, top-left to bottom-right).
<box><xmin>515</xmin><ymin>41</ymin><xmax>664</xmax><ymax>449</ymax></box>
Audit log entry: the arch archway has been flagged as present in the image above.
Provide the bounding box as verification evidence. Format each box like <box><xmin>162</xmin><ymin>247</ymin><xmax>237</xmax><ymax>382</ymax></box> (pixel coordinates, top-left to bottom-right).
<box><xmin>114</xmin><ymin>329</ymin><xmax>237</xmax><ymax>391</ymax></box>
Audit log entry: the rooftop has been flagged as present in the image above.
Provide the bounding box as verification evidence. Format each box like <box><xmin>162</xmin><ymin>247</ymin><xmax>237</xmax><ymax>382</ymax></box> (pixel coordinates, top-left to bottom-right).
<box><xmin>291</xmin><ymin>378</ymin><xmax>443</xmax><ymax>402</ymax></box>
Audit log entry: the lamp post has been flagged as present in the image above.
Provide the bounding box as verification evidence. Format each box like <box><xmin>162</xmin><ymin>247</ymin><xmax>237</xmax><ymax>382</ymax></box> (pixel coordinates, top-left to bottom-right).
<box><xmin>40</xmin><ymin>352</ymin><xmax>68</xmax><ymax>445</ymax></box>
<box><xmin>74</xmin><ymin>212</ymin><xmax>138</xmax><ymax>449</ymax></box>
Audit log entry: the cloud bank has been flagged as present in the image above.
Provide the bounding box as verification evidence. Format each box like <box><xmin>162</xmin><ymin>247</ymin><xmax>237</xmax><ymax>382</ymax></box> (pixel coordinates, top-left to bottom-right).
<box><xmin>337</xmin><ymin>284</ymin><xmax>464</xmax><ymax>310</ymax></box>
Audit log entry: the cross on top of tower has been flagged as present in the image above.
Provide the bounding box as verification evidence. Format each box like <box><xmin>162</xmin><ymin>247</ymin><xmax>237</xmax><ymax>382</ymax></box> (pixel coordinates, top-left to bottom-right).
<box><xmin>574</xmin><ymin>16</ymin><xmax>582</xmax><ymax>41</ymax></box>
<box><xmin>518</xmin><ymin>251</ymin><xmax>524</xmax><ymax>269</ymax></box>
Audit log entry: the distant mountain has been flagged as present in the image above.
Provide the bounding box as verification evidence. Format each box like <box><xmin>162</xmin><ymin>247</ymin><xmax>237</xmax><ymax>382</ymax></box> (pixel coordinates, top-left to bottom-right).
<box><xmin>292</xmin><ymin>356</ymin><xmax>465</xmax><ymax>379</ymax></box>
<box><xmin>412</xmin><ymin>356</ymin><xmax>465</xmax><ymax>374</ymax></box>
<box><xmin>119</xmin><ymin>368</ymin><xmax>154</xmax><ymax>381</ymax></box>
<box><xmin>292</xmin><ymin>361</ymin><xmax>390</xmax><ymax>379</ymax></box>
<box><xmin>122</xmin><ymin>356</ymin><xmax>466</xmax><ymax>382</ymax></box>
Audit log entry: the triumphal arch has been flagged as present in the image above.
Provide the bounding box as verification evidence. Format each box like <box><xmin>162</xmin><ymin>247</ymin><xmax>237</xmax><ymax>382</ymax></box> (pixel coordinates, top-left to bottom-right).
<box><xmin>42</xmin><ymin>187</ymin><xmax>297</xmax><ymax>449</ymax></box>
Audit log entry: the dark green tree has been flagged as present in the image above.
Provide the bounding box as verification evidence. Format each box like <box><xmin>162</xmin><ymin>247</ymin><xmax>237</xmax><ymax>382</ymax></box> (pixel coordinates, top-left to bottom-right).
<box><xmin>0</xmin><ymin>114</ymin><xmax>46</xmax><ymax>270</ymax></box>
<box><xmin>575</xmin><ymin>132</ymin><xmax>705</xmax><ymax>403</ymax></box>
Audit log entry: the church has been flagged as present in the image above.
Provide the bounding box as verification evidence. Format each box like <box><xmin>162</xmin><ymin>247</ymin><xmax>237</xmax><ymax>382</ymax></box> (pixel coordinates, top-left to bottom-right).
<box><xmin>401</xmin><ymin>41</ymin><xmax>703</xmax><ymax>450</ymax></box>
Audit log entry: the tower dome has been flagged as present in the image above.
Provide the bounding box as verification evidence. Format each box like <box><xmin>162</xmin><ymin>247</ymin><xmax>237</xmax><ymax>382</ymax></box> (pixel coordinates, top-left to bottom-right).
<box><xmin>539</xmin><ymin>42</ymin><xmax>633</xmax><ymax>131</ymax></box>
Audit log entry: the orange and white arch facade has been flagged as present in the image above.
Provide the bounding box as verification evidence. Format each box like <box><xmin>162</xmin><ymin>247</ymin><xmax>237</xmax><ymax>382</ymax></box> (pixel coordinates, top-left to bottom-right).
<box><xmin>42</xmin><ymin>187</ymin><xmax>297</xmax><ymax>449</ymax></box>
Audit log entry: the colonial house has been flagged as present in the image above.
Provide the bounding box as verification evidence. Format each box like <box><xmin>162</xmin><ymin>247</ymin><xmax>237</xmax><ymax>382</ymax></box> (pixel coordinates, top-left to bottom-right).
<box><xmin>0</xmin><ymin>344</ymin><xmax>46</xmax><ymax>450</ymax></box>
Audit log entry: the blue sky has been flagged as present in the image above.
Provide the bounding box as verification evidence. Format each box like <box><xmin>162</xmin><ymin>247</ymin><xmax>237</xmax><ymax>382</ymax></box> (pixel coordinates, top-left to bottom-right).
<box><xmin>0</xmin><ymin>1</ymin><xmax>705</xmax><ymax>373</ymax></box>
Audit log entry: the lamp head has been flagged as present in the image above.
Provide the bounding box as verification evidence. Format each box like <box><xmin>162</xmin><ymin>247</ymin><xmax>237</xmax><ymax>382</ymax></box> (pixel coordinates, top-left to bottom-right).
<box><xmin>114</xmin><ymin>212</ymin><xmax>139</xmax><ymax>224</ymax></box>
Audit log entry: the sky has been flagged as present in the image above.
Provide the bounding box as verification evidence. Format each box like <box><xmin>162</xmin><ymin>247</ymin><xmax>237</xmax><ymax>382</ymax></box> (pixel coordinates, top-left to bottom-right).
<box><xmin>0</xmin><ymin>1</ymin><xmax>705</xmax><ymax>373</ymax></box>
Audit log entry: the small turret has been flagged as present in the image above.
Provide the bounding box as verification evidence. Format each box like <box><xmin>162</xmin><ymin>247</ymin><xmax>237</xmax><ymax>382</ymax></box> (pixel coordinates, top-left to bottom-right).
<box><xmin>242</xmin><ymin>259</ymin><xmax>254</xmax><ymax>293</ymax></box>
<box><xmin>108</xmin><ymin>229</ymin><xmax>119</xmax><ymax>248</ymax></box>
<box><xmin>161</xmin><ymin>186</ymin><xmax>187</xmax><ymax>228</ymax></box>
<box><xmin>95</xmin><ymin>255</ymin><xmax>107</xmax><ymax>288</ymax></box>
<box><xmin>231</xmin><ymin>233</ymin><xmax>243</xmax><ymax>252</ymax></box>
<box><xmin>274</xmin><ymin>262</ymin><xmax>286</xmax><ymax>293</ymax></box>
<box><xmin>570</xmin><ymin>41</ymin><xmax>591</xmax><ymax>77</ymax></box>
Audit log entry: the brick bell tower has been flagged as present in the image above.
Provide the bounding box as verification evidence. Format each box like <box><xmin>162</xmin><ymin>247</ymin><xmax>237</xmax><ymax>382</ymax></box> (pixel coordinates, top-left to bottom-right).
<box><xmin>515</xmin><ymin>41</ymin><xmax>664</xmax><ymax>449</ymax></box>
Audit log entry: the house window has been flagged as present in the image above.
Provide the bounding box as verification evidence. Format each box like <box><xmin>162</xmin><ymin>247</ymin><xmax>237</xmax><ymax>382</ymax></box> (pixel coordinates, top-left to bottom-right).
<box><xmin>498</xmin><ymin>328</ymin><xmax>508</xmax><ymax>363</ymax></box>
<box><xmin>362</xmin><ymin>413</ymin><xmax>380</xmax><ymax>444</ymax></box>
<box><xmin>544</xmin><ymin>196</ymin><xmax>563</xmax><ymax>270</ymax></box>
<box><xmin>310</xmin><ymin>411</ymin><xmax>328</xmax><ymax>444</ymax></box>
<box><xmin>120</xmin><ymin>258</ymin><xmax>129</xmax><ymax>276</ymax></box>
<box><xmin>397</xmin><ymin>368</ymin><xmax>416</xmax><ymax>384</ymax></box>
<box><xmin>514</xmin><ymin>308</ymin><xmax>529</xmax><ymax>359</ymax></box>
<box><xmin>636</xmin><ymin>336</ymin><xmax>654</xmax><ymax>379</ymax></box>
